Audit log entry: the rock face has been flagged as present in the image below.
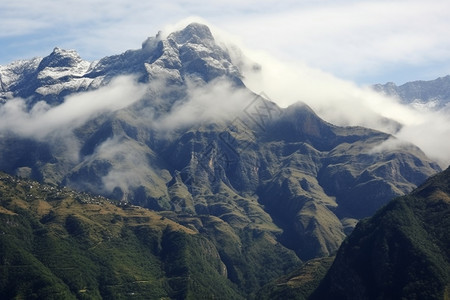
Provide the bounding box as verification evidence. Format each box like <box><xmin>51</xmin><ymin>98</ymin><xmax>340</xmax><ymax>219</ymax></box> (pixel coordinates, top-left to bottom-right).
<box><xmin>0</xmin><ymin>21</ymin><xmax>442</xmax><ymax>271</ymax></box>
<box><xmin>312</xmin><ymin>166</ymin><xmax>450</xmax><ymax>300</ymax></box>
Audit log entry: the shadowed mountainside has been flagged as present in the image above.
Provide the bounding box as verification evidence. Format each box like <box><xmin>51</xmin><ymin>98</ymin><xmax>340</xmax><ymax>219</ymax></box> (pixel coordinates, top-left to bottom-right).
<box><xmin>311</xmin><ymin>166</ymin><xmax>450</xmax><ymax>300</ymax></box>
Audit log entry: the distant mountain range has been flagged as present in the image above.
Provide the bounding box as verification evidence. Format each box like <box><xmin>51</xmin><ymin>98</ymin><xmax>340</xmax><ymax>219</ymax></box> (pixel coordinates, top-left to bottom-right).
<box><xmin>373</xmin><ymin>75</ymin><xmax>450</xmax><ymax>110</ymax></box>
<box><xmin>0</xmin><ymin>23</ymin><xmax>448</xmax><ymax>298</ymax></box>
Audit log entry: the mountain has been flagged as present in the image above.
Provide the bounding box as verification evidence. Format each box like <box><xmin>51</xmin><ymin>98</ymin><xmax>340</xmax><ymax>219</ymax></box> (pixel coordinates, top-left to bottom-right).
<box><xmin>0</xmin><ymin>23</ymin><xmax>443</xmax><ymax>294</ymax></box>
<box><xmin>373</xmin><ymin>75</ymin><xmax>450</xmax><ymax>110</ymax></box>
<box><xmin>311</xmin><ymin>166</ymin><xmax>450</xmax><ymax>300</ymax></box>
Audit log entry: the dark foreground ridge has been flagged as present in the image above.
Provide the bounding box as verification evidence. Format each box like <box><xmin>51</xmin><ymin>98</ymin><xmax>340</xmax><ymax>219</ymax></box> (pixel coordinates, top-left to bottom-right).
<box><xmin>311</xmin><ymin>166</ymin><xmax>450</xmax><ymax>300</ymax></box>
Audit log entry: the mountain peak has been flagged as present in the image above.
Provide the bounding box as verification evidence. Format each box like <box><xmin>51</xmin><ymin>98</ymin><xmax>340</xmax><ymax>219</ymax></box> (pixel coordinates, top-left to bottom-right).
<box><xmin>147</xmin><ymin>22</ymin><xmax>241</xmax><ymax>83</ymax></box>
<box><xmin>373</xmin><ymin>75</ymin><xmax>450</xmax><ymax>109</ymax></box>
<box><xmin>38</xmin><ymin>47</ymin><xmax>84</xmax><ymax>69</ymax></box>
<box><xmin>169</xmin><ymin>23</ymin><xmax>215</xmax><ymax>45</ymax></box>
<box><xmin>94</xmin><ymin>22</ymin><xmax>240</xmax><ymax>84</ymax></box>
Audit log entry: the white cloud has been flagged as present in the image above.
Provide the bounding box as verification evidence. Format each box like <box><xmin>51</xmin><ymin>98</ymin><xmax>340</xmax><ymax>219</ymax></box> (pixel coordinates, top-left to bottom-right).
<box><xmin>92</xmin><ymin>136</ymin><xmax>152</xmax><ymax>194</ymax></box>
<box><xmin>0</xmin><ymin>75</ymin><xmax>146</xmax><ymax>139</ymax></box>
<box><xmin>219</xmin><ymin>0</ymin><xmax>450</xmax><ymax>83</ymax></box>
<box><xmin>154</xmin><ymin>78</ymin><xmax>252</xmax><ymax>131</ymax></box>
<box><xmin>395</xmin><ymin>110</ymin><xmax>450</xmax><ymax>167</ymax></box>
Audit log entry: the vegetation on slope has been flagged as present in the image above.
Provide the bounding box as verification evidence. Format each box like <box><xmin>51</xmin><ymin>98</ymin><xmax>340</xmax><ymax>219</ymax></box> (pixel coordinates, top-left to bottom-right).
<box><xmin>0</xmin><ymin>171</ymin><xmax>243</xmax><ymax>299</ymax></box>
<box><xmin>311</xmin><ymin>166</ymin><xmax>450</xmax><ymax>300</ymax></box>
<box><xmin>256</xmin><ymin>256</ymin><xmax>334</xmax><ymax>300</ymax></box>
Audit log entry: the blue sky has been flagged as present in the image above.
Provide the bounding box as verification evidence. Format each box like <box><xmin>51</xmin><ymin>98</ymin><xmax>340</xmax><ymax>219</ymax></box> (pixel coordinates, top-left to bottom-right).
<box><xmin>1</xmin><ymin>0</ymin><xmax>450</xmax><ymax>85</ymax></box>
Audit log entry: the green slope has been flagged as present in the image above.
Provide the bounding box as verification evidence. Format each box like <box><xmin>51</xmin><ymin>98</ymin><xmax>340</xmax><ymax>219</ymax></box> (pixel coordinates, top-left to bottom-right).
<box><xmin>256</xmin><ymin>256</ymin><xmax>334</xmax><ymax>300</ymax></box>
<box><xmin>312</xmin><ymin>166</ymin><xmax>450</xmax><ymax>300</ymax></box>
<box><xmin>0</xmin><ymin>172</ymin><xmax>243</xmax><ymax>299</ymax></box>
<box><xmin>0</xmin><ymin>171</ymin><xmax>305</xmax><ymax>298</ymax></box>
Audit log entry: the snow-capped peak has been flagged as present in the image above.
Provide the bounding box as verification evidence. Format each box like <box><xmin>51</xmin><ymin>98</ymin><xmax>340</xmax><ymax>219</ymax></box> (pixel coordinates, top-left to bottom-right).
<box><xmin>1</xmin><ymin>23</ymin><xmax>242</xmax><ymax>105</ymax></box>
<box><xmin>169</xmin><ymin>23</ymin><xmax>215</xmax><ymax>46</ymax></box>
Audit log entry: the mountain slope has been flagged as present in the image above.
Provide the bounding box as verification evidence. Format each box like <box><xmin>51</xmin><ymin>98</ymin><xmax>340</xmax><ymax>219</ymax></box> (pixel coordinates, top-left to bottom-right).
<box><xmin>256</xmin><ymin>256</ymin><xmax>335</xmax><ymax>300</ymax></box>
<box><xmin>0</xmin><ymin>22</ymin><xmax>441</xmax><ymax>266</ymax></box>
<box><xmin>312</xmin><ymin>166</ymin><xmax>450</xmax><ymax>300</ymax></box>
<box><xmin>0</xmin><ymin>171</ymin><xmax>245</xmax><ymax>299</ymax></box>
<box><xmin>0</xmin><ymin>171</ymin><xmax>305</xmax><ymax>298</ymax></box>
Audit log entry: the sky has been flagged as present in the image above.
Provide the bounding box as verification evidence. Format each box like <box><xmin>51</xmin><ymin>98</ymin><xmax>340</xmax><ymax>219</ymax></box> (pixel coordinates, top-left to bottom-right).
<box><xmin>1</xmin><ymin>0</ymin><xmax>450</xmax><ymax>86</ymax></box>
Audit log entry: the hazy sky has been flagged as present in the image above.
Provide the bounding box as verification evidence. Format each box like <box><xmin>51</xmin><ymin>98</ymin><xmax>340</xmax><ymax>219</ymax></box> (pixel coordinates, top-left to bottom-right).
<box><xmin>1</xmin><ymin>0</ymin><xmax>450</xmax><ymax>85</ymax></box>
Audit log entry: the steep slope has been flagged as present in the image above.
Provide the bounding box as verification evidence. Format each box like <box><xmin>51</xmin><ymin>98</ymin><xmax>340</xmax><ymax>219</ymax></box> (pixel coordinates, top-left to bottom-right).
<box><xmin>312</xmin><ymin>166</ymin><xmax>450</xmax><ymax>300</ymax></box>
<box><xmin>0</xmin><ymin>22</ymin><xmax>441</xmax><ymax>266</ymax></box>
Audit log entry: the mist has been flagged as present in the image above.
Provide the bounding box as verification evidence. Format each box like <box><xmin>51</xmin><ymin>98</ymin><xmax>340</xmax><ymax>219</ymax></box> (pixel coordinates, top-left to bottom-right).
<box><xmin>0</xmin><ymin>75</ymin><xmax>146</xmax><ymax>139</ymax></box>
<box><xmin>0</xmin><ymin>75</ymin><xmax>147</xmax><ymax>166</ymax></box>
<box><xmin>153</xmin><ymin>78</ymin><xmax>253</xmax><ymax>132</ymax></box>
<box><xmin>90</xmin><ymin>135</ymin><xmax>158</xmax><ymax>195</ymax></box>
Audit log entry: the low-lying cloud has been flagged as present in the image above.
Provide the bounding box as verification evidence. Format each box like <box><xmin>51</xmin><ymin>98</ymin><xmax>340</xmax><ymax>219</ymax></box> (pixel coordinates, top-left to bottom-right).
<box><xmin>90</xmin><ymin>135</ymin><xmax>157</xmax><ymax>195</ymax></box>
<box><xmin>153</xmin><ymin>78</ymin><xmax>252</xmax><ymax>132</ymax></box>
<box><xmin>0</xmin><ymin>75</ymin><xmax>146</xmax><ymax>139</ymax></box>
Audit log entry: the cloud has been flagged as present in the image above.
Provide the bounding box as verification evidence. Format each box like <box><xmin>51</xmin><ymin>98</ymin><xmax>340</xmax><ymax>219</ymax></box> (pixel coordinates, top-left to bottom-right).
<box><xmin>367</xmin><ymin>137</ymin><xmax>415</xmax><ymax>155</ymax></box>
<box><xmin>365</xmin><ymin>108</ymin><xmax>450</xmax><ymax>168</ymax></box>
<box><xmin>0</xmin><ymin>75</ymin><xmax>146</xmax><ymax>139</ymax></box>
<box><xmin>153</xmin><ymin>78</ymin><xmax>252</xmax><ymax>132</ymax></box>
<box><xmin>91</xmin><ymin>136</ymin><xmax>153</xmax><ymax>194</ymax></box>
<box><xmin>395</xmin><ymin>110</ymin><xmax>450</xmax><ymax>167</ymax></box>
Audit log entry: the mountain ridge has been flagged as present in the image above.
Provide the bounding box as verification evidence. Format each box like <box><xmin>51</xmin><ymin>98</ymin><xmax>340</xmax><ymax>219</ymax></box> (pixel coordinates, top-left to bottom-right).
<box><xmin>373</xmin><ymin>75</ymin><xmax>450</xmax><ymax>110</ymax></box>
<box><xmin>311</xmin><ymin>166</ymin><xmax>450</xmax><ymax>299</ymax></box>
<box><xmin>0</xmin><ymin>23</ymin><xmax>242</xmax><ymax>107</ymax></box>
